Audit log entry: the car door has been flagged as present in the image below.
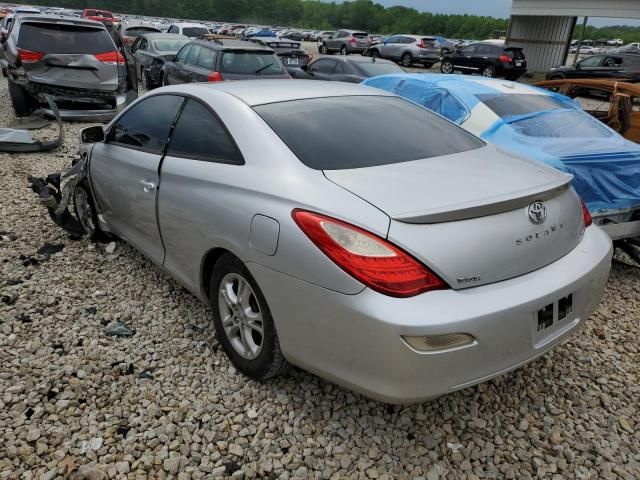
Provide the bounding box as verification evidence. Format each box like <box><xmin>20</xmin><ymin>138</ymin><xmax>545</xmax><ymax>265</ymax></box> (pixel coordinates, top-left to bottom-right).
<box><xmin>308</xmin><ymin>58</ymin><xmax>337</xmax><ymax>80</ymax></box>
<box><xmin>328</xmin><ymin>31</ymin><xmax>346</xmax><ymax>51</ymax></box>
<box><xmin>90</xmin><ymin>94</ymin><xmax>185</xmax><ymax>264</ymax></box>
<box><xmin>574</xmin><ymin>55</ymin><xmax>605</xmax><ymax>78</ymax></box>
<box><xmin>454</xmin><ymin>44</ymin><xmax>477</xmax><ymax>71</ymax></box>
<box><xmin>379</xmin><ymin>35</ymin><xmax>401</xmax><ymax>58</ymax></box>
<box><xmin>470</xmin><ymin>44</ymin><xmax>494</xmax><ymax>71</ymax></box>
<box><xmin>167</xmin><ymin>44</ymin><xmax>190</xmax><ymax>84</ymax></box>
<box><xmin>176</xmin><ymin>44</ymin><xmax>201</xmax><ymax>83</ymax></box>
<box><xmin>158</xmin><ymin>98</ymin><xmax>244</xmax><ymax>292</ymax></box>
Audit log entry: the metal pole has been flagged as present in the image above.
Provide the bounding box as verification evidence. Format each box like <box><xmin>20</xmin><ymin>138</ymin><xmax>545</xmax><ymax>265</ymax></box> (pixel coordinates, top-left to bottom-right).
<box><xmin>573</xmin><ymin>16</ymin><xmax>588</xmax><ymax>65</ymax></box>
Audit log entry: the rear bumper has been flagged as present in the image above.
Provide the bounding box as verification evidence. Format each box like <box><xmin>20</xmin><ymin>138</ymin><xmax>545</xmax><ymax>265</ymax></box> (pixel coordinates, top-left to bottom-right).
<box><xmin>41</xmin><ymin>93</ymin><xmax>131</xmax><ymax>122</ymax></box>
<box><xmin>247</xmin><ymin>226</ymin><xmax>612</xmax><ymax>403</ymax></box>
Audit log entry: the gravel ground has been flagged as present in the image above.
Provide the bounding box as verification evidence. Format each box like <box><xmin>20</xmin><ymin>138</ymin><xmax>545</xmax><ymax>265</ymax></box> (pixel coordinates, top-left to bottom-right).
<box><xmin>0</xmin><ymin>75</ymin><xmax>639</xmax><ymax>480</ymax></box>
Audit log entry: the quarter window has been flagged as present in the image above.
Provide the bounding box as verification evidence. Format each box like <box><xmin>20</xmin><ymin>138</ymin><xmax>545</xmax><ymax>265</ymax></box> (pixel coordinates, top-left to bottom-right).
<box><xmin>167</xmin><ymin>99</ymin><xmax>242</xmax><ymax>164</ymax></box>
<box><xmin>197</xmin><ymin>47</ymin><xmax>216</xmax><ymax>69</ymax></box>
<box><xmin>176</xmin><ymin>45</ymin><xmax>191</xmax><ymax>63</ymax></box>
<box><xmin>185</xmin><ymin>45</ymin><xmax>201</xmax><ymax>66</ymax></box>
<box><xmin>107</xmin><ymin>95</ymin><xmax>184</xmax><ymax>153</ymax></box>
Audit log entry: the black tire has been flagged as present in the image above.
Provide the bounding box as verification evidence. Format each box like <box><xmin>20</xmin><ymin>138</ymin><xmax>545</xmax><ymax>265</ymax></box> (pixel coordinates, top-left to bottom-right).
<box><xmin>1</xmin><ymin>67</ymin><xmax>7</xmax><ymax>78</ymax></box>
<box><xmin>210</xmin><ymin>253</ymin><xmax>290</xmax><ymax>380</ymax></box>
<box><xmin>482</xmin><ymin>65</ymin><xmax>496</xmax><ymax>78</ymax></box>
<box><xmin>370</xmin><ymin>49</ymin><xmax>380</xmax><ymax>58</ymax></box>
<box><xmin>440</xmin><ymin>59</ymin><xmax>454</xmax><ymax>74</ymax></box>
<box><xmin>73</xmin><ymin>181</ymin><xmax>110</xmax><ymax>242</ymax></box>
<box><xmin>319</xmin><ymin>44</ymin><xmax>328</xmax><ymax>55</ymax></box>
<box><xmin>8</xmin><ymin>80</ymin><xmax>35</xmax><ymax>117</ymax></box>
<box><xmin>401</xmin><ymin>53</ymin><xmax>413</xmax><ymax>68</ymax></box>
<box><xmin>340</xmin><ymin>45</ymin><xmax>348</xmax><ymax>55</ymax></box>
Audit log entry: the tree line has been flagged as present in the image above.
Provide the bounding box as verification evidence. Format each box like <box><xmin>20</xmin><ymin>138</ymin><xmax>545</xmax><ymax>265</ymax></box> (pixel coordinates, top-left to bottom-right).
<box><xmin>25</xmin><ymin>0</ymin><xmax>640</xmax><ymax>42</ymax></box>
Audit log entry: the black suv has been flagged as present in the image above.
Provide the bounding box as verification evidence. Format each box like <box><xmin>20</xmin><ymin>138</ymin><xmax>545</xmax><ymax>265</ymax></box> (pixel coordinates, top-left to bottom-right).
<box><xmin>161</xmin><ymin>39</ymin><xmax>290</xmax><ymax>85</ymax></box>
<box><xmin>440</xmin><ymin>42</ymin><xmax>527</xmax><ymax>80</ymax></box>
<box><xmin>546</xmin><ymin>53</ymin><xmax>640</xmax><ymax>80</ymax></box>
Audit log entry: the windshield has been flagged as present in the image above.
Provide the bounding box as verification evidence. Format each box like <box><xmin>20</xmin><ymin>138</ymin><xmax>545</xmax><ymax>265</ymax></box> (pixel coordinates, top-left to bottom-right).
<box><xmin>125</xmin><ymin>26</ymin><xmax>159</xmax><ymax>37</ymax></box>
<box><xmin>153</xmin><ymin>38</ymin><xmax>190</xmax><ymax>52</ymax></box>
<box><xmin>255</xmin><ymin>96</ymin><xmax>484</xmax><ymax>170</ymax></box>
<box><xmin>355</xmin><ymin>61</ymin><xmax>403</xmax><ymax>76</ymax></box>
<box><xmin>18</xmin><ymin>23</ymin><xmax>114</xmax><ymax>54</ymax></box>
<box><xmin>183</xmin><ymin>27</ymin><xmax>208</xmax><ymax>37</ymax></box>
<box><xmin>220</xmin><ymin>51</ymin><xmax>284</xmax><ymax>75</ymax></box>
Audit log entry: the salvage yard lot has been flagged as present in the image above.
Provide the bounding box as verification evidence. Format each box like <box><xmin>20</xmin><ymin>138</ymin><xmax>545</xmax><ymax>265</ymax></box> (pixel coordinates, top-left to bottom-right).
<box><xmin>0</xmin><ymin>76</ymin><xmax>638</xmax><ymax>479</ymax></box>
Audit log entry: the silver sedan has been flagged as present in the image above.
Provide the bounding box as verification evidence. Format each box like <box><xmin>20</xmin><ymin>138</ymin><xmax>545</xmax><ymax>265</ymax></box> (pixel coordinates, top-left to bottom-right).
<box><xmin>73</xmin><ymin>80</ymin><xmax>613</xmax><ymax>403</ymax></box>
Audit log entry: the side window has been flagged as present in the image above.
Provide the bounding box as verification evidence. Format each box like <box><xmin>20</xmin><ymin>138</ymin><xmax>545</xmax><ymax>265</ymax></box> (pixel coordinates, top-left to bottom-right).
<box><xmin>337</xmin><ymin>31</ymin><xmax>347</xmax><ymax>38</ymax></box>
<box><xmin>139</xmin><ymin>38</ymin><xmax>148</xmax><ymax>51</ymax></box>
<box><xmin>386</xmin><ymin>35</ymin><xmax>399</xmax><ymax>44</ymax></box>
<box><xmin>605</xmin><ymin>56</ymin><xmax>622</xmax><ymax>67</ymax></box>
<box><xmin>400</xmin><ymin>37</ymin><xmax>414</xmax><ymax>44</ymax></box>
<box><xmin>168</xmin><ymin>25</ymin><xmax>176</xmax><ymax>34</ymax></box>
<box><xmin>578</xmin><ymin>55</ymin><xmax>604</xmax><ymax>68</ymax></box>
<box><xmin>167</xmin><ymin>99</ymin><xmax>242</xmax><ymax>164</ymax></box>
<box><xmin>334</xmin><ymin>62</ymin><xmax>346</xmax><ymax>74</ymax></box>
<box><xmin>176</xmin><ymin>45</ymin><xmax>191</xmax><ymax>63</ymax></box>
<box><xmin>197</xmin><ymin>47</ymin><xmax>215</xmax><ymax>70</ymax></box>
<box><xmin>131</xmin><ymin>37</ymin><xmax>141</xmax><ymax>52</ymax></box>
<box><xmin>185</xmin><ymin>45</ymin><xmax>201</xmax><ymax>66</ymax></box>
<box><xmin>310</xmin><ymin>59</ymin><xmax>335</xmax><ymax>74</ymax></box>
<box><xmin>461</xmin><ymin>45</ymin><xmax>477</xmax><ymax>55</ymax></box>
<box><xmin>107</xmin><ymin>95</ymin><xmax>184</xmax><ymax>153</ymax></box>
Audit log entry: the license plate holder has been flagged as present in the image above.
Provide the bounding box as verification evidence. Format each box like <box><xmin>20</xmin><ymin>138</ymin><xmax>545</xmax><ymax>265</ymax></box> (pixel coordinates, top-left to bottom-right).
<box><xmin>287</xmin><ymin>57</ymin><xmax>299</xmax><ymax>65</ymax></box>
<box><xmin>535</xmin><ymin>293</ymin><xmax>574</xmax><ymax>337</ymax></box>
<box><xmin>515</xmin><ymin>60</ymin><xmax>523</xmax><ymax>67</ymax></box>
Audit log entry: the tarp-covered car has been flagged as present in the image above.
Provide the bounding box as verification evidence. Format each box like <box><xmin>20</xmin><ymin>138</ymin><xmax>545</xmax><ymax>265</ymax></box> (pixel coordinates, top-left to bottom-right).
<box><xmin>364</xmin><ymin>74</ymin><xmax>640</xmax><ymax>241</ymax></box>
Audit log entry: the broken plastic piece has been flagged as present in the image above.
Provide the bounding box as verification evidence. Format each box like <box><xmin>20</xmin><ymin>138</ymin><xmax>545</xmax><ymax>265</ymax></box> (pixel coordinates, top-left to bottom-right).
<box><xmin>0</xmin><ymin>95</ymin><xmax>64</xmax><ymax>152</ymax></box>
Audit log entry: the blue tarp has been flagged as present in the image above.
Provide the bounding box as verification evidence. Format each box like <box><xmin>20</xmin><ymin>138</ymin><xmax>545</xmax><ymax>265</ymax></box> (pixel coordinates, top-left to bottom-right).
<box><xmin>363</xmin><ymin>73</ymin><xmax>640</xmax><ymax>214</ymax></box>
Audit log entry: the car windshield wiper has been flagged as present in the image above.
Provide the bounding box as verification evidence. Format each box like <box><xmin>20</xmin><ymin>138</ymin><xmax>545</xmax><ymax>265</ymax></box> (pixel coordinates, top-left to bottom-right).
<box><xmin>255</xmin><ymin>63</ymin><xmax>275</xmax><ymax>74</ymax></box>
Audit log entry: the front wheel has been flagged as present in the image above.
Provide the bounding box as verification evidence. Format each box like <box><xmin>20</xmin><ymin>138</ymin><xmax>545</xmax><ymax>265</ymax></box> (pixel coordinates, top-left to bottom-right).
<box><xmin>370</xmin><ymin>49</ymin><xmax>380</xmax><ymax>58</ymax></box>
<box><xmin>73</xmin><ymin>181</ymin><xmax>109</xmax><ymax>241</ymax></box>
<box><xmin>440</xmin><ymin>59</ymin><xmax>454</xmax><ymax>74</ymax></box>
<box><xmin>482</xmin><ymin>65</ymin><xmax>496</xmax><ymax>78</ymax></box>
<box><xmin>319</xmin><ymin>44</ymin><xmax>328</xmax><ymax>55</ymax></box>
<box><xmin>211</xmin><ymin>254</ymin><xmax>290</xmax><ymax>380</ymax></box>
<box><xmin>401</xmin><ymin>53</ymin><xmax>413</xmax><ymax>67</ymax></box>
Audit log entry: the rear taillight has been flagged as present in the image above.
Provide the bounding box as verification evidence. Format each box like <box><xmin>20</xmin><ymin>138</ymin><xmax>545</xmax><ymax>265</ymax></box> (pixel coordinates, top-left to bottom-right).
<box><xmin>348</xmin><ymin>37</ymin><xmax>356</xmax><ymax>44</ymax></box>
<box><xmin>18</xmin><ymin>48</ymin><xmax>45</xmax><ymax>63</ymax></box>
<box><xmin>207</xmin><ymin>71</ymin><xmax>223</xmax><ymax>82</ymax></box>
<box><xmin>499</xmin><ymin>54</ymin><xmax>512</xmax><ymax>63</ymax></box>
<box><xmin>292</xmin><ymin>210</ymin><xmax>447</xmax><ymax>297</ymax></box>
<box><xmin>94</xmin><ymin>51</ymin><xmax>126</xmax><ymax>65</ymax></box>
<box><xmin>581</xmin><ymin>200</ymin><xmax>592</xmax><ymax>228</ymax></box>
<box><xmin>416</xmin><ymin>41</ymin><xmax>425</xmax><ymax>48</ymax></box>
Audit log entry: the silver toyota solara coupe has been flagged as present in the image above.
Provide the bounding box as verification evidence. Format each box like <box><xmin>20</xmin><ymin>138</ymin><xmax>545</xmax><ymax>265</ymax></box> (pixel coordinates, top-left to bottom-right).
<box><xmin>72</xmin><ymin>80</ymin><xmax>613</xmax><ymax>403</ymax></box>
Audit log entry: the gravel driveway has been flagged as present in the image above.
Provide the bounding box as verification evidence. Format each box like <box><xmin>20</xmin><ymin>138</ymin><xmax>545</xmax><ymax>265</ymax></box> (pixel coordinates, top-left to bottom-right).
<box><xmin>0</xmin><ymin>76</ymin><xmax>638</xmax><ymax>480</ymax></box>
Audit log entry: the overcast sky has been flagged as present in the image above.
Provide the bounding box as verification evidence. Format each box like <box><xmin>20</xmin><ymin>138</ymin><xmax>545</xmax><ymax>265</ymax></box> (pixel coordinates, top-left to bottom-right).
<box><xmin>373</xmin><ymin>0</ymin><xmax>640</xmax><ymax>26</ymax></box>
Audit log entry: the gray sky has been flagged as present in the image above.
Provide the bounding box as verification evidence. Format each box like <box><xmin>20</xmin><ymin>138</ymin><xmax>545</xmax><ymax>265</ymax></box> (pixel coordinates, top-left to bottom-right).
<box><xmin>374</xmin><ymin>0</ymin><xmax>640</xmax><ymax>26</ymax></box>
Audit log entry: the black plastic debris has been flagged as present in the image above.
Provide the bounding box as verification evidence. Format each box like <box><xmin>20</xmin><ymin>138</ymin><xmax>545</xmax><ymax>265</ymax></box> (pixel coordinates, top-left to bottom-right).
<box><xmin>37</xmin><ymin>242</ymin><xmax>64</xmax><ymax>256</ymax></box>
<box><xmin>18</xmin><ymin>314</ymin><xmax>32</xmax><ymax>323</ymax></box>
<box><xmin>0</xmin><ymin>95</ymin><xmax>64</xmax><ymax>153</ymax></box>
<box><xmin>85</xmin><ymin>307</ymin><xmax>97</xmax><ymax>315</ymax></box>
<box><xmin>0</xmin><ymin>231</ymin><xmax>17</xmax><ymax>241</ymax></box>
<box><xmin>1</xmin><ymin>292</ymin><xmax>18</xmax><ymax>305</ymax></box>
<box><xmin>138</xmin><ymin>369</ymin><xmax>154</xmax><ymax>380</ymax></box>
<box><xmin>103</xmin><ymin>321</ymin><xmax>135</xmax><ymax>338</ymax></box>
<box><xmin>225</xmin><ymin>461</ymin><xmax>241</xmax><ymax>475</ymax></box>
<box><xmin>6</xmin><ymin>279</ymin><xmax>23</xmax><ymax>286</ymax></box>
<box><xmin>116</xmin><ymin>425</ymin><xmax>131</xmax><ymax>437</ymax></box>
<box><xmin>25</xmin><ymin>408</ymin><xmax>34</xmax><ymax>420</ymax></box>
<box><xmin>20</xmin><ymin>255</ymin><xmax>39</xmax><ymax>267</ymax></box>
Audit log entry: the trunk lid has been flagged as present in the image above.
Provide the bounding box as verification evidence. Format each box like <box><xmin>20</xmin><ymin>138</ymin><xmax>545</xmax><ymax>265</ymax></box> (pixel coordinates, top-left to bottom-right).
<box><xmin>18</xmin><ymin>21</ymin><xmax>120</xmax><ymax>91</ymax></box>
<box><xmin>324</xmin><ymin>145</ymin><xmax>585</xmax><ymax>288</ymax></box>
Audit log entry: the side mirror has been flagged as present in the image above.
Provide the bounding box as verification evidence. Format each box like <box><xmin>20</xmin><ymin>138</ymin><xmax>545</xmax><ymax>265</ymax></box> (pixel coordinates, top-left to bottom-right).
<box><xmin>81</xmin><ymin>125</ymin><xmax>105</xmax><ymax>143</ymax></box>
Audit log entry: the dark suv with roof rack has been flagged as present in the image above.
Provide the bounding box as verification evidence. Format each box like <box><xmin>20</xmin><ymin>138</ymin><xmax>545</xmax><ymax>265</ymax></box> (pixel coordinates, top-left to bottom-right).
<box><xmin>440</xmin><ymin>42</ymin><xmax>527</xmax><ymax>80</ymax></box>
<box><xmin>2</xmin><ymin>14</ymin><xmax>137</xmax><ymax>119</ymax></box>
<box><xmin>161</xmin><ymin>39</ymin><xmax>290</xmax><ymax>85</ymax></box>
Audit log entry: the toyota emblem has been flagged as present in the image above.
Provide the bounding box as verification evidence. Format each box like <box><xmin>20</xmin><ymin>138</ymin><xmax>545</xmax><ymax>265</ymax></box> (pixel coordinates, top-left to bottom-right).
<box><xmin>528</xmin><ymin>201</ymin><xmax>547</xmax><ymax>224</ymax></box>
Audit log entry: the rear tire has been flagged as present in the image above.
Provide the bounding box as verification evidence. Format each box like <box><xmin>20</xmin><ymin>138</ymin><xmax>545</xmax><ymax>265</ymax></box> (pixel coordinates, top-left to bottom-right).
<box><xmin>210</xmin><ymin>253</ymin><xmax>290</xmax><ymax>380</ymax></box>
<box><xmin>8</xmin><ymin>80</ymin><xmax>35</xmax><ymax>117</ymax></box>
<box><xmin>440</xmin><ymin>59</ymin><xmax>454</xmax><ymax>74</ymax></box>
<box><xmin>340</xmin><ymin>45</ymin><xmax>348</xmax><ymax>55</ymax></box>
<box><xmin>401</xmin><ymin>53</ymin><xmax>413</xmax><ymax>67</ymax></box>
<box><xmin>370</xmin><ymin>49</ymin><xmax>380</xmax><ymax>58</ymax></box>
<box><xmin>482</xmin><ymin>65</ymin><xmax>496</xmax><ymax>78</ymax></box>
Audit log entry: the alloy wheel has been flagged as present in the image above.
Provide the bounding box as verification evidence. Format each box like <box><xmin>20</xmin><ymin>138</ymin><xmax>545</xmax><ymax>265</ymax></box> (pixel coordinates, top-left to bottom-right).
<box><xmin>218</xmin><ymin>273</ymin><xmax>264</xmax><ymax>360</ymax></box>
<box><xmin>402</xmin><ymin>54</ymin><xmax>412</xmax><ymax>67</ymax></box>
<box><xmin>74</xmin><ymin>185</ymin><xmax>96</xmax><ymax>236</ymax></box>
<box><xmin>482</xmin><ymin>66</ymin><xmax>495</xmax><ymax>77</ymax></box>
<box><xmin>441</xmin><ymin>60</ymin><xmax>453</xmax><ymax>74</ymax></box>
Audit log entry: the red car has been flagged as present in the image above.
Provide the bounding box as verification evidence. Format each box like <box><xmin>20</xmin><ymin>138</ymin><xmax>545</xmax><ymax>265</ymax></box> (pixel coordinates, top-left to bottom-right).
<box><xmin>81</xmin><ymin>9</ymin><xmax>120</xmax><ymax>24</ymax></box>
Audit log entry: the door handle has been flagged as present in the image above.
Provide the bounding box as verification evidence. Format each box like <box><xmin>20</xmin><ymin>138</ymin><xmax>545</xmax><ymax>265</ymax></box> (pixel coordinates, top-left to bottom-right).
<box><xmin>140</xmin><ymin>180</ymin><xmax>156</xmax><ymax>193</ymax></box>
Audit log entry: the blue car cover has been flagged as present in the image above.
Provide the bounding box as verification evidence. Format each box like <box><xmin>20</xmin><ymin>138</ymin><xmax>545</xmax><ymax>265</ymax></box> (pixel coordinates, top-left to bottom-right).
<box><xmin>363</xmin><ymin>73</ymin><xmax>640</xmax><ymax>215</ymax></box>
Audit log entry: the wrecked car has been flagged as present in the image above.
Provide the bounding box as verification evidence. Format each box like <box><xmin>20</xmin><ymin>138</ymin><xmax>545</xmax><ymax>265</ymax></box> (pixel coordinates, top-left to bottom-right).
<box><xmin>30</xmin><ymin>81</ymin><xmax>612</xmax><ymax>403</ymax></box>
<box><xmin>131</xmin><ymin>32</ymin><xmax>189</xmax><ymax>90</ymax></box>
<box><xmin>3</xmin><ymin>14</ymin><xmax>137</xmax><ymax>121</ymax></box>
<box><xmin>535</xmin><ymin>78</ymin><xmax>640</xmax><ymax>144</ymax></box>
<box><xmin>364</xmin><ymin>74</ymin><xmax>640</xmax><ymax>244</ymax></box>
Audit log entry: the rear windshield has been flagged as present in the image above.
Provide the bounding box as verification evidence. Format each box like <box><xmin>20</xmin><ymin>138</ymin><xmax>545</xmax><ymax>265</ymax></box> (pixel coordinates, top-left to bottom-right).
<box><xmin>268</xmin><ymin>42</ymin><xmax>299</xmax><ymax>49</ymax></box>
<box><xmin>220</xmin><ymin>51</ymin><xmax>284</xmax><ymax>75</ymax></box>
<box><xmin>183</xmin><ymin>27</ymin><xmax>208</xmax><ymax>37</ymax></box>
<box><xmin>355</xmin><ymin>61</ymin><xmax>403</xmax><ymax>76</ymax></box>
<box><xmin>255</xmin><ymin>96</ymin><xmax>484</xmax><ymax>170</ymax></box>
<box><xmin>86</xmin><ymin>10</ymin><xmax>112</xmax><ymax>18</ymax></box>
<box><xmin>153</xmin><ymin>38</ymin><xmax>190</xmax><ymax>52</ymax></box>
<box><xmin>18</xmin><ymin>23</ymin><xmax>114</xmax><ymax>54</ymax></box>
<box><xmin>125</xmin><ymin>26</ymin><xmax>159</xmax><ymax>37</ymax></box>
<box><xmin>353</xmin><ymin>32</ymin><xmax>368</xmax><ymax>38</ymax></box>
<box><xmin>477</xmin><ymin>93</ymin><xmax>568</xmax><ymax>118</ymax></box>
